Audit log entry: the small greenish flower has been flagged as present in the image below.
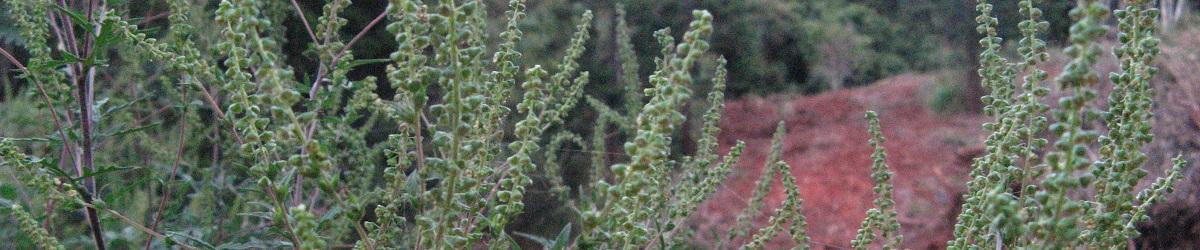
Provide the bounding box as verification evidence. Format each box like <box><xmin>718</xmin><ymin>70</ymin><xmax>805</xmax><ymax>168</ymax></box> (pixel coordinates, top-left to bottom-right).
<box><xmin>9</xmin><ymin>204</ymin><xmax>65</xmax><ymax>250</ymax></box>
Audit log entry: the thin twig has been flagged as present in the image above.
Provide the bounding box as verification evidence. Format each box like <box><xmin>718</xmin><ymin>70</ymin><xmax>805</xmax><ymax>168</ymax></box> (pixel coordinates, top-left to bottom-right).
<box><xmin>95</xmin><ymin>206</ymin><xmax>198</xmax><ymax>250</ymax></box>
<box><xmin>144</xmin><ymin>88</ymin><xmax>189</xmax><ymax>250</ymax></box>
<box><xmin>0</xmin><ymin>47</ymin><xmax>25</xmax><ymax>71</ymax></box>
<box><xmin>333</xmin><ymin>10</ymin><xmax>387</xmax><ymax>62</ymax></box>
<box><xmin>135</xmin><ymin>11</ymin><xmax>171</xmax><ymax>26</ymax></box>
<box><xmin>289</xmin><ymin>0</ymin><xmax>320</xmax><ymax>44</ymax></box>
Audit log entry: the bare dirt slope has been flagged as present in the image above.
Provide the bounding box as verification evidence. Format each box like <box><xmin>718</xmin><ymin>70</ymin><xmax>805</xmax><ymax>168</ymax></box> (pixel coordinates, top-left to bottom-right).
<box><xmin>693</xmin><ymin>74</ymin><xmax>988</xmax><ymax>249</ymax></box>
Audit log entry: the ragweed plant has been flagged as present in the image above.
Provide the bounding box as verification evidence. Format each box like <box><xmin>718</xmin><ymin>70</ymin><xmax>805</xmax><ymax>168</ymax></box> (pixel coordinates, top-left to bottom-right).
<box><xmin>577</xmin><ymin>10</ymin><xmax>732</xmax><ymax>248</ymax></box>
<box><xmin>948</xmin><ymin>0</ymin><xmax>1185</xmax><ymax>249</ymax></box>
<box><xmin>0</xmin><ymin>0</ymin><xmax>751</xmax><ymax>248</ymax></box>
<box><xmin>0</xmin><ymin>0</ymin><xmax>1186</xmax><ymax>249</ymax></box>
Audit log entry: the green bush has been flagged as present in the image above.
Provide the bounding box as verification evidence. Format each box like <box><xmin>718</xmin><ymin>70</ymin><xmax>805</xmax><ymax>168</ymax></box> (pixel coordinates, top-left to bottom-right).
<box><xmin>0</xmin><ymin>0</ymin><xmax>1185</xmax><ymax>249</ymax></box>
<box><xmin>924</xmin><ymin>72</ymin><xmax>972</xmax><ymax>115</ymax></box>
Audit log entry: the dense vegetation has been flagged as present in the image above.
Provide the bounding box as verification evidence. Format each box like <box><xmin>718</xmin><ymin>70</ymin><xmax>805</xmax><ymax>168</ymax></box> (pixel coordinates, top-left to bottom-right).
<box><xmin>0</xmin><ymin>0</ymin><xmax>1187</xmax><ymax>249</ymax></box>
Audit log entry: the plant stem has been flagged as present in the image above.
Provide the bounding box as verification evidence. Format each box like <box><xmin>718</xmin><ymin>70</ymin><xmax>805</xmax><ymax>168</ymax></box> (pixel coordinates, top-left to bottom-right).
<box><xmin>80</xmin><ymin>65</ymin><xmax>106</xmax><ymax>250</ymax></box>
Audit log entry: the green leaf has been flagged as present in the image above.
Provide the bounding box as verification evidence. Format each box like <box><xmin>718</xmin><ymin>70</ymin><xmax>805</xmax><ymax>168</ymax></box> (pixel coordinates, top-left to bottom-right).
<box><xmin>30</xmin><ymin>52</ymin><xmax>82</xmax><ymax>72</ymax></box>
<box><xmin>316</xmin><ymin>205</ymin><xmax>342</xmax><ymax>229</ymax></box>
<box><xmin>500</xmin><ymin>232</ymin><xmax>522</xmax><ymax>250</ymax></box>
<box><xmin>3</xmin><ymin>137</ymin><xmax>51</xmax><ymax>143</ymax></box>
<box><xmin>513</xmin><ymin>231</ymin><xmax>552</xmax><ymax>249</ymax></box>
<box><xmin>94</xmin><ymin>97</ymin><xmax>111</xmax><ymax>111</ymax></box>
<box><xmin>60</xmin><ymin>51</ymin><xmax>82</xmax><ymax>64</ymax></box>
<box><xmin>343</xmin><ymin>58</ymin><xmax>392</xmax><ymax>69</ymax></box>
<box><xmin>51</xmin><ymin>4</ymin><xmax>92</xmax><ymax>29</ymax></box>
<box><xmin>98</xmin><ymin>122</ymin><xmax>162</xmax><ymax>139</ymax></box>
<box><xmin>73</xmin><ymin>165</ymin><xmax>138</xmax><ymax>182</ymax></box>
<box><xmin>236</xmin><ymin>211</ymin><xmax>274</xmax><ymax>220</ymax></box>
<box><xmin>101</xmin><ymin>95</ymin><xmax>151</xmax><ymax>118</ymax></box>
<box><xmin>94</xmin><ymin>17</ymin><xmax>119</xmax><ymax>50</ymax></box>
<box><xmin>137</xmin><ymin>26</ymin><xmax>162</xmax><ymax>35</ymax></box>
<box><xmin>164</xmin><ymin>231</ymin><xmax>218</xmax><ymax>250</ymax></box>
<box><xmin>403</xmin><ymin>172</ymin><xmax>422</xmax><ymax>200</ymax></box>
<box><xmin>550</xmin><ymin>223</ymin><xmax>572</xmax><ymax>250</ymax></box>
<box><xmin>35</xmin><ymin>158</ymin><xmax>74</xmax><ymax>182</ymax></box>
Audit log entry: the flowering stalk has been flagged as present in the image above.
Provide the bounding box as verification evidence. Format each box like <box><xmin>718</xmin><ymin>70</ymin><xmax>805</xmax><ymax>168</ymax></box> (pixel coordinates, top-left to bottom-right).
<box><xmin>10</xmin><ymin>204</ymin><xmax>65</xmax><ymax>250</ymax></box>
<box><xmin>730</xmin><ymin>121</ymin><xmax>787</xmax><ymax>243</ymax></box>
<box><xmin>851</xmin><ymin>111</ymin><xmax>902</xmax><ymax>249</ymax></box>
<box><xmin>741</xmin><ymin>160</ymin><xmax>808</xmax><ymax>250</ymax></box>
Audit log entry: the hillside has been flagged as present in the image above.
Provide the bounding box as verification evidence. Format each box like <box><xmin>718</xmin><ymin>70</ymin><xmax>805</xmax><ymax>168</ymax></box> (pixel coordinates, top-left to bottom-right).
<box><xmin>694</xmin><ymin>55</ymin><xmax>1200</xmax><ymax>248</ymax></box>
<box><xmin>691</xmin><ymin>74</ymin><xmax>985</xmax><ymax>249</ymax></box>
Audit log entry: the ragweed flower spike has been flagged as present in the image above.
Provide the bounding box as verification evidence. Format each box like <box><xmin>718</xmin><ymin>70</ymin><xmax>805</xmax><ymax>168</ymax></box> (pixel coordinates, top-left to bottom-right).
<box><xmin>10</xmin><ymin>205</ymin><xmax>65</xmax><ymax>250</ymax></box>
<box><xmin>666</xmin><ymin>57</ymin><xmax>736</xmax><ymax>237</ymax></box>
<box><xmin>1086</xmin><ymin>1</ymin><xmax>1168</xmax><ymax>247</ymax></box>
<box><xmin>741</xmin><ymin>160</ymin><xmax>808</xmax><ymax>250</ymax></box>
<box><xmin>730</xmin><ymin>121</ymin><xmax>787</xmax><ymax>242</ymax></box>
<box><xmin>588</xmin><ymin>10</ymin><xmax>713</xmax><ymax>247</ymax></box>
<box><xmin>851</xmin><ymin>111</ymin><xmax>902</xmax><ymax>250</ymax></box>
<box><xmin>616</xmin><ymin>4</ymin><xmax>644</xmax><ymax>117</ymax></box>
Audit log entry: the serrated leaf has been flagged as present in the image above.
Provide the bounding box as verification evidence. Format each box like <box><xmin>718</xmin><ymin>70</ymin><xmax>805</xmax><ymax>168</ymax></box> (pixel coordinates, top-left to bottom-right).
<box><xmin>164</xmin><ymin>231</ymin><xmax>217</xmax><ymax>250</ymax></box>
<box><xmin>317</xmin><ymin>205</ymin><xmax>342</xmax><ymax>229</ymax></box>
<box><xmin>51</xmin><ymin>5</ymin><xmax>92</xmax><ymax>29</ymax></box>
<box><xmin>94</xmin><ymin>18</ymin><xmax>120</xmax><ymax>51</ymax></box>
<box><xmin>551</xmin><ymin>223</ymin><xmax>572</xmax><ymax>250</ymax></box>
<box><xmin>404</xmin><ymin>172</ymin><xmax>422</xmax><ymax>199</ymax></box>
<box><xmin>343</xmin><ymin>58</ymin><xmax>392</xmax><ymax>69</ymax></box>
<box><xmin>73</xmin><ymin>165</ymin><xmax>137</xmax><ymax>182</ymax></box>
<box><xmin>30</xmin><ymin>54</ymin><xmax>80</xmax><ymax>72</ymax></box>
<box><xmin>100</xmin><ymin>95</ymin><xmax>151</xmax><ymax>117</ymax></box>
<box><xmin>36</xmin><ymin>158</ymin><xmax>74</xmax><ymax>182</ymax></box>
<box><xmin>98</xmin><ymin>122</ymin><xmax>161</xmax><ymax>139</ymax></box>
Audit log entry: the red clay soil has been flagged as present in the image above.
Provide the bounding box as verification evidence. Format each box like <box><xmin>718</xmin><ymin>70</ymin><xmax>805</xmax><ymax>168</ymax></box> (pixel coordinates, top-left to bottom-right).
<box><xmin>691</xmin><ymin>74</ymin><xmax>989</xmax><ymax>249</ymax></box>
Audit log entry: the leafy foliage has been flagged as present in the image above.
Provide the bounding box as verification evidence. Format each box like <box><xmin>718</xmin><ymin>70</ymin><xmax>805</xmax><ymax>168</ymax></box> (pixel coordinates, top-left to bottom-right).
<box><xmin>0</xmin><ymin>0</ymin><xmax>1185</xmax><ymax>249</ymax></box>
